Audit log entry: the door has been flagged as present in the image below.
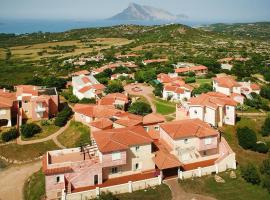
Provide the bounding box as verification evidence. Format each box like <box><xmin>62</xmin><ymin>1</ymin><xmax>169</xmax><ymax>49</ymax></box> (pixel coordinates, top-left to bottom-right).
<box><xmin>94</xmin><ymin>175</ymin><xmax>98</xmax><ymax>185</ymax></box>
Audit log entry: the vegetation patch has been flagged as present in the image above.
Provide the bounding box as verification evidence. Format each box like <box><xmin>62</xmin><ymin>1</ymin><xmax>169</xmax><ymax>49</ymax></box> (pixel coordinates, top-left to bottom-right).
<box><xmin>57</xmin><ymin>120</ymin><xmax>90</xmax><ymax>148</ymax></box>
<box><xmin>23</xmin><ymin>169</ymin><xmax>45</xmax><ymax>200</ymax></box>
<box><xmin>0</xmin><ymin>141</ymin><xmax>59</xmax><ymax>161</ymax></box>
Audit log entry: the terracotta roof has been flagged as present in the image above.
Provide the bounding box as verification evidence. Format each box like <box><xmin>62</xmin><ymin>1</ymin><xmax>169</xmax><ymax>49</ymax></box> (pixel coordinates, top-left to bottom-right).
<box><xmin>143</xmin><ymin>113</ymin><xmax>165</xmax><ymax>125</ymax></box>
<box><xmin>164</xmin><ymin>85</ymin><xmax>184</xmax><ymax>94</ymax></box>
<box><xmin>114</xmin><ymin>118</ymin><xmax>142</xmax><ymax>127</ymax></box>
<box><xmin>81</xmin><ymin>76</ymin><xmax>91</xmax><ymax>84</ymax></box>
<box><xmin>153</xmin><ymin>150</ymin><xmax>182</xmax><ymax>170</ymax></box>
<box><xmin>250</xmin><ymin>83</ymin><xmax>260</xmax><ymax>90</ymax></box>
<box><xmin>0</xmin><ymin>90</ymin><xmax>16</xmax><ymax>108</ymax></box>
<box><xmin>74</xmin><ymin>104</ymin><xmax>124</xmax><ymax>118</ymax></box>
<box><xmin>160</xmin><ymin>119</ymin><xmax>219</xmax><ymax>140</ymax></box>
<box><xmin>92</xmin><ymin>84</ymin><xmax>105</xmax><ymax>90</ymax></box>
<box><xmin>71</xmin><ymin>70</ymin><xmax>90</xmax><ymax>76</ymax></box>
<box><xmin>42</xmin><ymin>154</ymin><xmax>73</xmax><ymax>175</ymax></box>
<box><xmin>188</xmin><ymin>92</ymin><xmax>237</xmax><ymax>109</ymax></box>
<box><xmin>15</xmin><ymin>85</ymin><xmax>39</xmax><ymax>96</ymax></box>
<box><xmin>92</xmin><ymin>126</ymin><xmax>153</xmax><ymax>153</ymax></box>
<box><xmin>90</xmin><ymin>118</ymin><xmax>113</xmax><ymax>130</ymax></box>
<box><xmin>98</xmin><ymin>93</ymin><xmax>128</xmax><ymax>106</ymax></box>
<box><xmin>143</xmin><ymin>59</ymin><xmax>168</xmax><ymax>64</ymax></box>
<box><xmin>213</xmin><ymin>76</ymin><xmax>240</xmax><ymax>88</ymax></box>
<box><xmin>78</xmin><ymin>85</ymin><xmax>92</xmax><ymax>93</ymax></box>
<box><xmin>175</xmin><ymin>65</ymin><xmax>208</xmax><ymax>74</ymax></box>
<box><xmin>183</xmin><ymin>158</ymin><xmax>217</xmax><ymax>170</ymax></box>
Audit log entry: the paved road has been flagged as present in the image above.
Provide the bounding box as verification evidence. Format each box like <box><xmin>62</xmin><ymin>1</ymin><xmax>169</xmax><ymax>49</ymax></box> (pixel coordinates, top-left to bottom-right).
<box><xmin>165</xmin><ymin>178</ymin><xmax>216</xmax><ymax>200</ymax></box>
<box><xmin>124</xmin><ymin>83</ymin><xmax>157</xmax><ymax>113</ymax></box>
<box><xmin>0</xmin><ymin>161</ymin><xmax>42</xmax><ymax>200</ymax></box>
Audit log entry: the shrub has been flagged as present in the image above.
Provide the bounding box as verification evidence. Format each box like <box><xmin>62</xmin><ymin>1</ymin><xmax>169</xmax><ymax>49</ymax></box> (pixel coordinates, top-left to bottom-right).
<box><xmin>192</xmin><ymin>83</ymin><xmax>213</xmax><ymax>96</ymax></box>
<box><xmin>184</xmin><ymin>77</ymin><xmax>196</xmax><ymax>83</ymax></box>
<box><xmin>40</xmin><ymin>119</ymin><xmax>53</xmax><ymax>126</ymax></box>
<box><xmin>260</xmin><ymin>158</ymin><xmax>270</xmax><ymax>176</ymax></box>
<box><xmin>261</xmin><ymin>116</ymin><xmax>270</xmax><ymax>137</ymax></box>
<box><xmin>236</xmin><ymin>127</ymin><xmax>257</xmax><ymax>149</ymax></box>
<box><xmin>262</xmin><ymin>175</ymin><xmax>270</xmax><ymax>192</ymax></box>
<box><xmin>79</xmin><ymin>98</ymin><xmax>96</xmax><ymax>104</ymax></box>
<box><xmin>105</xmin><ymin>81</ymin><xmax>124</xmax><ymax>94</ymax></box>
<box><xmin>94</xmin><ymin>192</ymin><xmax>118</xmax><ymax>200</ymax></box>
<box><xmin>1</xmin><ymin>128</ymin><xmax>19</xmax><ymax>142</ymax></box>
<box><xmin>54</xmin><ymin>105</ymin><xmax>73</xmax><ymax>127</ymax></box>
<box><xmin>260</xmin><ymin>85</ymin><xmax>270</xmax><ymax>100</ymax></box>
<box><xmin>254</xmin><ymin>143</ymin><xmax>269</xmax><ymax>154</ymax></box>
<box><xmin>128</xmin><ymin>101</ymin><xmax>152</xmax><ymax>116</ymax></box>
<box><xmin>240</xmin><ymin>163</ymin><xmax>261</xmax><ymax>185</ymax></box>
<box><xmin>20</xmin><ymin>123</ymin><xmax>41</xmax><ymax>138</ymax></box>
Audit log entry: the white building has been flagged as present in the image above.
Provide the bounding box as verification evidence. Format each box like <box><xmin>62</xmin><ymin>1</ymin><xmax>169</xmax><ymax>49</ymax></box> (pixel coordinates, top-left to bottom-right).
<box><xmin>176</xmin><ymin>92</ymin><xmax>237</xmax><ymax>127</ymax></box>
<box><xmin>72</xmin><ymin>74</ymin><xmax>105</xmax><ymax>100</ymax></box>
<box><xmin>163</xmin><ymin>85</ymin><xmax>192</xmax><ymax>102</ymax></box>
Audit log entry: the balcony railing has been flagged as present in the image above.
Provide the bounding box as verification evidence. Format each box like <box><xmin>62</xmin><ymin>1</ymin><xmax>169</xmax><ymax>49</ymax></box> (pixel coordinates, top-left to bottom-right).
<box><xmin>35</xmin><ymin>107</ymin><xmax>46</xmax><ymax>113</ymax></box>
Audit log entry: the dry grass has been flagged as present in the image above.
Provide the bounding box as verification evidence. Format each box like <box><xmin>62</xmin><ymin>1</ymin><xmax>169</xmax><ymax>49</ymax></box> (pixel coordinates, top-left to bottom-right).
<box><xmin>9</xmin><ymin>38</ymin><xmax>132</xmax><ymax>61</ymax></box>
<box><xmin>0</xmin><ymin>48</ymin><xmax>6</xmax><ymax>60</ymax></box>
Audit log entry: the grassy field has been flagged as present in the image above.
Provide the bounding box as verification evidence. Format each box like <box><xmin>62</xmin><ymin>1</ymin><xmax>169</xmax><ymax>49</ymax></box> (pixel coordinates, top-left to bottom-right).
<box><xmin>0</xmin><ymin>141</ymin><xmax>59</xmax><ymax>161</ymax></box>
<box><xmin>23</xmin><ymin>169</ymin><xmax>45</xmax><ymax>200</ymax></box>
<box><xmin>8</xmin><ymin>38</ymin><xmax>131</xmax><ymax>61</ymax></box>
<box><xmin>221</xmin><ymin>117</ymin><xmax>269</xmax><ymax>166</ymax></box>
<box><xmin>22</xmin><ymin>121</ymin><xmax>60</xmax><ymax>141</ymax></box>
<box><xmin>153</xmin><ymin>98</ymin><xmax>176</xmax><ymax>115</ymax></box>
<box><xmin>117</xmin><ymin>184</ymin><xmax>172</xmax><ymax>200</ymax></box>
<box><xmin>179</xmin><ymin>171</ymin><xmax>270</xmax><ymax>200</ymax></box>
<box><xmin>195</xmin><ymin>78</ymin><xmax>212</xmax><ymax>85</ymax></box>
<box><xmin>57</xmin><ymin>120</ymin><xmax>90</xmax><ymax>148</ymax></box>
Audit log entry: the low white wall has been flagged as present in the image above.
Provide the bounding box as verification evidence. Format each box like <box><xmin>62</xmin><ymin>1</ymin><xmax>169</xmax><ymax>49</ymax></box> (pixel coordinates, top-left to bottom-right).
<box><xmin>65</xmin><ymin>176</ymin><xmax>160</xmax><ymax>200</ymax></box>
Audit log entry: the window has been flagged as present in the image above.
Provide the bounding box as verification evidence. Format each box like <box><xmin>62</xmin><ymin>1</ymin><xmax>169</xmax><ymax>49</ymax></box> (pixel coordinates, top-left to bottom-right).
<box><xmin>226</xmin><ymin>106</ymin><xmax>230</xmax><ymax>110</ymax></box>
<box><xmin>24</xmin><ymin>101</ymin><xmax>28</xmax><ymax>104</ymax></box>
<box><xmin>134</xmin><ymin>163</ymin><xmax>141</xmax><ymax>170</ymax></box>
<box><xmin>204</xmin><ymin>138</ymin><xmax>212</xmax><ymax>145</ymax></box>
<box><xmin>56</xmin><ymin>176</ymin><xmax>60</xmax><ymax>183</ymax></box>
<box><xmin>184</xmin><ymin>139</ymin><xmax>189</xmax><ymax>144</ymax></box>
<box><xmin>112</xmin><ymin>152</ymin><xmax>121</xmax><ymax>161</ymax></box>
<box><xmin>144</xmin><ymin>127</ymin><xmax>149</xmax><ymax>132</ymax></box>
<box><xmin>194</xmin><ymin>110</ymin><xmax>198</xmax><ymax>114</ymax></box>
<box><xmin>111</xmin><ymin>167</ymin><xmax>118</xmax><ymax>174</ymax></box>
<box><xmin>135</xmin><ymin>146</ymin><xmax>140</xmax><ymax>152</ymax></box>
<box><xmin>154</xmin><ymin>126</ymin><xmax>159</xmax><ymax>131</ymax></box>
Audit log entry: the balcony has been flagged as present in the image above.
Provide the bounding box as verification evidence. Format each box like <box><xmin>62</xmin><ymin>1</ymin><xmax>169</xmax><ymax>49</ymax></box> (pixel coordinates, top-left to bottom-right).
<box><xmin>35</xmin><ymin>107</ymin><xmax>46</xmax><ymax>113</ymax></box>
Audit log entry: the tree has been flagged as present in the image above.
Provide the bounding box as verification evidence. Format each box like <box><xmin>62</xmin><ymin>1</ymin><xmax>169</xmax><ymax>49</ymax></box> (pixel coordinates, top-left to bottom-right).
<box><xmin>79</xmin><ymin>98</ymin><xmax>96</xmax><ymax>104</ymax></box>
<box><xmin>55</xmin><ymin>105</ymin><xmax>73</xmax><ymax>127</ymax></box>
<box><xmin>192</xmin><ymin>83</ymin><xmax>213</xmax><ymax>96</ymax></box>
<box><xmin>105</xmin><ymin>81</ymin><xmax>124</xmax><ymax>94</ymax></box>
<box><xmin>1</xmin><ymin>128</ymin><xmax>19</xmax><ymax>142</ymax></box>
<box><xmin>261</xmin><ymin>116</ymin><xmax>270</xmax><ymax>137</ymax></box>
<box><xmin>20</xmin><ymin>123</ymin><xmax>41</xmax><ymax>138</ymax></box>
<box><xmin>128</xmin><ymin>101</ymin><xmax>152</xmax><ymax>116</ymax></box>
<box><xmin>260</xmin><ymin>85</ymin><xmax>270</xmax><ymax>100</ymax></box>
<box><xmin>153</xmin><ymin>83</ymin><xmax>163</xmax><ymax>97</ymax></box>
<box><xmin>240</xmin><ymin>163</ymin><xmax>261</xmax><ymax>185</ymax></box>
<box><xmin>236</xmin><ymin>127</ymin><xmax>257</xmax><ymax>149</ymax></box>
<box><xmin>184</xmin><ymin>77</ymin><xmax>196</xmax><ymax>83</ymax></box>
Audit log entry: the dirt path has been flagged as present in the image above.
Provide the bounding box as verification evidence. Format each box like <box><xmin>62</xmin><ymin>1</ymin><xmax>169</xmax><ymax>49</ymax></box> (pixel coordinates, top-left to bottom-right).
<box><xmin>124</xmin><ymin>83</ymin><xmax>157</xmax><ymax>113</ymax></box>
<box><xmin>16</xmin><ymin>119</ymin><xmax>71</xmax><ymax>148</ymax></box>
<box><xmin>0</xmin><ymin>161</ymin><xmax>42</xmax><ymax>200</ymax></box>
<box><xmin>164</xmin><ymin>178</ymin><xmax>216</xmax><ymax>200</ymax></box>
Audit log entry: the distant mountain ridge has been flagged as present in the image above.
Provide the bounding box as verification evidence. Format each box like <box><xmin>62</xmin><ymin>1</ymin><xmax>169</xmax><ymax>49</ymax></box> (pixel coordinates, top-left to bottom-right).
<box><xmin>109</xmin><ymin>3</ymin><xmax>187</xmax><ymax>21</ymax></box>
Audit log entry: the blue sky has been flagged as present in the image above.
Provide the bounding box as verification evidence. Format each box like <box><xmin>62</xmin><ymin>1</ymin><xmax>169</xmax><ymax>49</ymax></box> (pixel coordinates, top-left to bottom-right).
<box><xmin>0</xmin><ymin>0</ymin><xmax>270</xmax><ymax>22</ymax></box>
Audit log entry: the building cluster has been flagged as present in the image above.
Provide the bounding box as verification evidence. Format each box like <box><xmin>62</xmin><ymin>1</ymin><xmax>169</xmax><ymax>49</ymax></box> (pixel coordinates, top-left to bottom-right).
<box><xmin>0</xmin><ymin>85</ymin><xmax>59</xmax><ymax>127</ymax></box>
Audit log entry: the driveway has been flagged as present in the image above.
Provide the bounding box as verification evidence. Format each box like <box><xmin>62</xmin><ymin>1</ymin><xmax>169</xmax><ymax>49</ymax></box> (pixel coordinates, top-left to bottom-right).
<box><xmin>124</xmin><ymin>83</ymin><xmax>156</xmax><ymax>113</ymax></box>
<box><xmin>0</xmin><ymin>161</ymin><xmax>42</xmax><ymax>200</ymax></box>
<box><xmin>165</xmin><ymin>178</ymin><xmax>216</xmax><ymax>200</ymax></box>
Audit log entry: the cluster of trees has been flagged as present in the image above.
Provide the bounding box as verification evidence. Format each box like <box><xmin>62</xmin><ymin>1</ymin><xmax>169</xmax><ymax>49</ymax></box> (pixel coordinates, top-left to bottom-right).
<box><xmin>260</xmin><ymin>85</ymin><xmax>270</xmax><ymax>100</ymax></box>
<box><xmin>54</xmin><ymin>105</ymin><xmax>73</xmax><ymax>127</ymax></box>
<box><xmin>128</xmin><ymin>101</ymin><xmax>152</xmax><ymax>116</ymax></box>
<box><xmin>26</xmin><ymin>76</ymin><xmax>67</xmax><ymax>91</ymax></box>
<box><xmin>192</xmin><ymin>83</ymin><xmax>213</xmax><ymax>96</ymax></box>
<box><xmin>237</xmin><ymin>127</ymin><xmax>269</xmax><ymax>154</ymax></box>
<box><xmin>152</xmin><ymin>82</ymin><xmax>163</xmax><ymax>97</ymax></box>
<box><xmin>240</xmin><ymin>158</ymin><xmax>270</xmax><ymax>192</ymax></box>
<box><xmin>105</xmin><ymin>80</ymin><xmax>124</xmax><ymax>94</ymax></box>
<box><xmin>244</xmin><ymin>93</ymin><xmax>270</xmax><ymax>111</ymax></box>
<box><xmin>21</xmin><ymin>123</ymin><xmax>41</xmax><ymax>138</ymax></box>
<box><xmin>261</xmin><ymin>116</ymin><xmax>270</xmax><ymax>137</ymax></box>
<box><xmin>1</xmin><ymin>128</ymin><xmax>19</xmax><ymax>142</ymax></box>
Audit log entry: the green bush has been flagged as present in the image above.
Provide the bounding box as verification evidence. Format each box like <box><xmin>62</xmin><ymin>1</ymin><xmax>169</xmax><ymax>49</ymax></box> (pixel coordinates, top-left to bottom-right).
<box><xmin>260</xmin><ymin>159</ymin><xmax>270</xmax><ymax>176</ymax></box>
<box><xmin>1</xmin><ymin>128</ymin><xmax>19</xmax><ymax>142</ymax></box>
<box><xmin>105</xmin><ymin>81</ymin><xmax>124</xmax><ymax>94</ymax></box>
<box><xmin>79</xmin><ymin>98</ymin><xmax>96</xmax><ymax>104</ymax></box>
<box><xmin>94</xmin><ymin>192</ymin><xmax>118</xmax><ymax>200</ymax></box>
<box><xmin>240</xmin><ymin>163</ymin><xmax>261</xmax><ymax>185</ymax></box>
<box><xmin>21</xmin><ymin>123</ymin><xmax>41</xmax><ymax>138</ymax></box>
<box><xmin>128</xmin><ymin>101</ymin><xmax>152</xmax><ymax>116</ymax></box>
<box><xmin>54</xmin><ymin>105</ymin><xmax>73</xmax><ymax>127</ymax></box>
<box><xmin>184</xmin><ymin>77</ymin><xmax>196</xmax><ymax>83</ymax></box>
<box><xmin>237</xmin><ymin>127</ymin><xmax>257</xmax><ymax>150</ymax></box>
<box><xmin>261</xmin><ymin>116</ymin><xmax>270</xmax><ymax>137</ymax></box>
<box><xmin>254</xmin><ymin>143</ymin><xmax>269</xmax><ymax>154</ymax></box>
<box><xmin>262</xmin><ymin>175</ymin><xmax>270</xmax><ymax>193</ymax></box>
